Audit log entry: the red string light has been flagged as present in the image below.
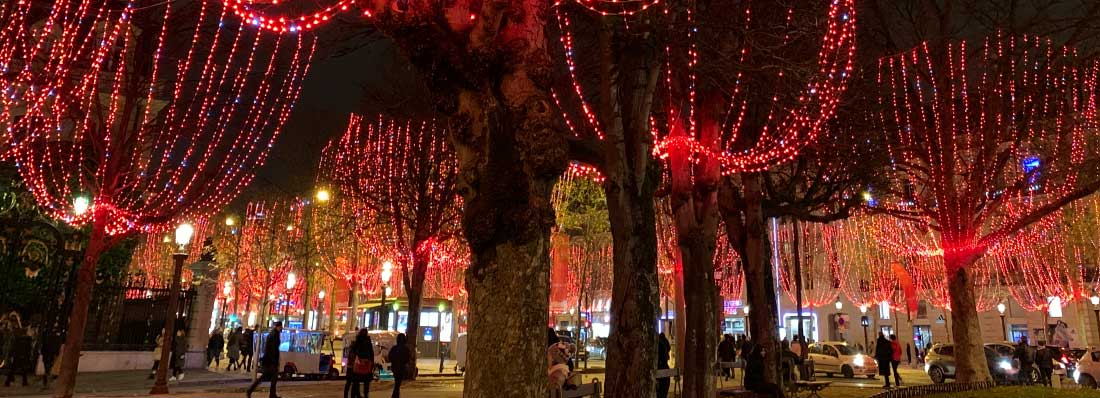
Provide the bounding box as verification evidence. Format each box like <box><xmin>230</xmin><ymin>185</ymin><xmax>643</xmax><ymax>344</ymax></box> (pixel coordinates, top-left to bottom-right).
<box><xmin>222</xmin><ymin>0</ymin><xmax>360</xmax><ymax>33</ymax></box>
<box><xmin>318</xmin><ymin>114</ymin><xmax>465</xmax><ymax>298</ymax></box>
<box><xmin>777</xmin><ymin>222</ymin><xmax>839</xmax><ymax>308</ymax></box>
<box><xmin>874</xmin><ymin>34</ymin><xmax>1100</xmax><ymax>274</ymax></box>
<box><xmin>2</xmin><ymin>0</ymin><xmax>315</xmax><ymax>237</ymax></box>
<box><xmin>649</xmin><ymin>0</ymin><xmax>857</xmax><ymax>175</ymax></box>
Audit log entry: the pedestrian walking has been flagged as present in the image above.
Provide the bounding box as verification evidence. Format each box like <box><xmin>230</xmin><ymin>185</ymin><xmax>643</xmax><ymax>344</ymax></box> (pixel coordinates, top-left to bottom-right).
<box><xmin>345</xmin><ymin>329</ymin><xmax>374</xmax><ymax>398</ymax></box>
<box><xmin>39</xmin><ymin>330</ymin><xmax>60</xmax><ymax>388</ymax></box>
<box><xmin>889</xmin><ymin>335</ymin><xmax>902</xmax><ymax>386</ymax></box>
<box><xmin>242</xmin><ymin>327</ymin><xmax>255</xmax><ymax>372</ymax></box>
<box><xmin>150</xmin><ymin>331</ymin><xmax>164</xmax><ymax>380</ymax></box>
<box><xmin>874</xmin><ymin>334</ymin><xmax>893</xmax><ymax>389</ymax></box>
<box><xmin>656</xmin><ymin>333</ymin><xmax>671</xmax><ymax>398</ymax></box>
<box><xmin>1014</xmin><ymin>337</ymin><xmax>1034</xmax><ymax>385</ymax></box>
<box><xmin>905</xmin><ymin>343</ymin><xmax>912</xmax><ymax>365</ymax></box>
<box><xmin>172</xmin><ymin>330</ymin><xmax>188</xmax><ymax>381</ymax></box>
<box><xmin>718</xmin><ymin>334</ymin><xmax>736</xmax><ymax>380</ymax></box>
<box><xmin>227</xmin><ymin>327</ymin><xmax>242</xmax><ymax>371</ymax></box>
<box><xmin>1035</xmin><ymin>343</ymin><xmax>1054</xmax><ymax>387</ymax></box>
<box><xmin>3</xmin><ymin>327</ymin><xmax>32</xmax><ymax>387</ymax></box>
<box><xmin>247</xmin><ymin>322</ymin><xmax>282</xmax><ymax>398</ymax></box>
<box><xmin>208</xmin><ymin>328</ymin><xmax>225</xmax><ymax>368</ymax></box>
<box><xmin>387</xmin><ymin>333</ymin><xmax>411</xmax><ymax>398</ymax></box>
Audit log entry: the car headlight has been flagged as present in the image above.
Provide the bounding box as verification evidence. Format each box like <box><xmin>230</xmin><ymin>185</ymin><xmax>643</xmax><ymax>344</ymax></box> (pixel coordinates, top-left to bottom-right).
<box><xmin>1074</xmin><ymin>369</ymin><xmax>1081</xmax><ymax>382</ymax></box>
<box><xmin>853</xmin><ymin>355</ymin><xmax>865</xmax><ymax>367</ymax></box>
<box><xmin>998</xmin><ymin>360</ymin><xmax>1012</xmax><ymax>371</ymax></box>
<box><xmin>924</xmin><ymin>363</ymin><xmax>931</xmax><ymax>372</ymax></box>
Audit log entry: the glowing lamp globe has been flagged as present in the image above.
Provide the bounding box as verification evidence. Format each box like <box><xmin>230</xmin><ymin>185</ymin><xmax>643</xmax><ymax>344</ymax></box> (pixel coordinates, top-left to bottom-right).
<box><xmin>1091</xmin><ymin>295</ymin><xmax>1100</xmax><ymax>307</ymax></box>
<box><xmin>996</xmin><ymin>303</ymin><xmax>1006</xmax><ymax>315</ymax></box>
<box><xmin>225</xmin><ymin>217</ymin><xmax>236</xmax><ymax>227</ymax></box>
<box><xmin>72</xmin><ymin>196</ymin><xmax>90</xmax><ymax>216</ymax></box>
<box><xmin>318</xmin><ymin>290</ymin><xmax>326</xmax><ymax>300</ymax></box>
<box><xmin>381</xmin><ymin>261</ymin><xmax>393</xmax><ymax>284</ymax></box>
<box><xmin>175</xmin><ymin>223</ymin><xmax>194</xmax><ymax>247</ymax></box>
<box><xmin>315</xmin><ymin>189</ymin><xmax>332</xmax><ymax>203</ymax></box>
<box><xmin>286</xmin><ymin>272</ymin><xmax>297</xmax><ymax>290</ymax></box>
<box><xmin>835</xmin><ymin>299</ymin><xmax>843</xmax><ymax>311</ymax></box>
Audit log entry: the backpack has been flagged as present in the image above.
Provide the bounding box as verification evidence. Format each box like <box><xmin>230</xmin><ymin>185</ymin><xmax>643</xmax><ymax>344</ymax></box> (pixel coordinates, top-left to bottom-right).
<box><xmin>353</xmin><ymin>356</ymin><xmax>373</xmax><ymax>375</ymax></box>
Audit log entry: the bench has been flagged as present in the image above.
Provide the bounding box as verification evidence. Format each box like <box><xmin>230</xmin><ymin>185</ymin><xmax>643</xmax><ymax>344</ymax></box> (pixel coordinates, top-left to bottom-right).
<box><xmin>793</xmin><ymin>380</ymin><xmax>831</xmax><ymax>398</ymax></box>
<box><xmin>716</xmin><ymin>361</ymin><xmax>748</xmax><ymax>396</ymax></box>
<box><xmin>656</xmin><ymin>367</ymin><xmax>681</xmax><ymax>396</ymax></box>
<box><xmin>553</xmin><ymin>379</ymin><xmax>601</xmax><ymax>398</ymax></box>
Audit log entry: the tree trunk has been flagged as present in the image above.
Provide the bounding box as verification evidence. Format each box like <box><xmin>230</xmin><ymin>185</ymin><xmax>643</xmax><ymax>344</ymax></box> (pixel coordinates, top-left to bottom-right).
<box><xmin>945</xmin><ymin>253</ymin><xmax>992</xmax><ymax>383</ymax></box>
<box><xmin>674</xmin><ymin>264</ymin><xmax>687</xmax><ymax>369</ymax></box>
<box><xmin>454</xmin><ymin>87</ymin><xmax>565</xmax><ymax>398</ymax></box>
<box><xmin>403</xmin><ymin>253</ymin><xmax>429</xmax><ymax>380</ymax></box>
<box><xmin>678</xmin><ymin>226</ymin><xmax>719</xmax><ymax>398</ymax></box>
<box><xmin>739</xmin><ymin>173</ymin><xmax>782</xmax><ymax>386</ymax></box>
<box><xmin>328</xmin><ymin>276</ymin><xmax>339</xmax><ymax>333</ymax></box>
<box><xmin>597</xmin><ymin>15</ymin><xmax>662</xmax><ymax>397</ymax></box>
<box><xmin>54</xmin><ymin>213</ymin><xmax>110</xmax><ymax>398</ymax></box>
<box><xmin>603</xmin><ymin>164</ymin><xmax>660</xmax><ymax>397</ymax></box>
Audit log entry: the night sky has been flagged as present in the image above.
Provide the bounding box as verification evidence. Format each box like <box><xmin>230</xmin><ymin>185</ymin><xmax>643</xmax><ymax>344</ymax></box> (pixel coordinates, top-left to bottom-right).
<box><xmin>238</xmin><ymin>33</ymin><xmax>416</xmax><ymax>206</ymax></box>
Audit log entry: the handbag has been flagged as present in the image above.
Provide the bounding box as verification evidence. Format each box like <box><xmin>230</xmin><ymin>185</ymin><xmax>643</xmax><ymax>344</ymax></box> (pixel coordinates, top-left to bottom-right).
<box><xmin>353</xmin><ymin>356</ymin><xmax>373</xmax><ymax>375</ymax></box>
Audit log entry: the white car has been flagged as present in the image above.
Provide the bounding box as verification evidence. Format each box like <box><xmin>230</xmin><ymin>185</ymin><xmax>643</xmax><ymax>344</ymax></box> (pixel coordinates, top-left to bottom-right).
<box><xmin>1073</xmin><ymin>348</ymin><xmax>1100</xmax><ymax>388</ymax></box>
<box><xmin>807</xmin><ymin>342</ymin><xmax>878</xmax><ymax>378</ymax></box>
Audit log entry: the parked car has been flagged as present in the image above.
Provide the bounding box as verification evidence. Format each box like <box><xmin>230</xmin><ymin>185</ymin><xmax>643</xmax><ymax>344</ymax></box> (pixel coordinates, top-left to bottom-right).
<box><xmin>923</xmin><ymin>343</ymin><xmax>1020</xmax><ymax>384</ymax></box>
<box><xmin>807</xmin><ymin>341</ymin><xmax>877</xmax><ymax>378</ymax></box>
<box><xmin>1073</xmin><ymin>348</ymin><xmax>1100</xmax><ymax>388</ymax></box>
<box><xmin>585</xmin><ymin>337</ymin><xmax>607</xmax><ymax>360</ymax></box>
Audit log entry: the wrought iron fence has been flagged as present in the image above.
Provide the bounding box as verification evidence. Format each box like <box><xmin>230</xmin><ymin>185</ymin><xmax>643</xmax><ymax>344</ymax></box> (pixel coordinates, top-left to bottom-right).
<box><xmin>81</xmin><ymin>275</ymin><xmax>195</xmax><ymax>351</ymax></box>
<box><xmin>868</xmin><ymin>381</ymin><xmax>998</xmax><ymax>398</ymax></box>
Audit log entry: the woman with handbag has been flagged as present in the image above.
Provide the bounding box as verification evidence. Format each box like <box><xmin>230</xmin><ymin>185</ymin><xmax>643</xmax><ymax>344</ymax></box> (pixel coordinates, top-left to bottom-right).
<box><xmin>345</xmin><ymin>329</ymin><xmax>374</xmax><ymax>398</ymax></box>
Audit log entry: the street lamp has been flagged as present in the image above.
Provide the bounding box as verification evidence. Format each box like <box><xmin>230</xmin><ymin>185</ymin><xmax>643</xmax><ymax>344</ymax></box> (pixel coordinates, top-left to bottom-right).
<box><xmin>224</xmin><ymin>216</ymin><xmax>235</xmax><ymax>227</ymax></box>
<box><xmin>1091</xmin><ymin>295</ymin><xmax>1100</xmax><ymax>347</ymax></box>
<box><xmin>284</xmin><ymin>271</ymin><xmax>297</xmax><ymax>325</ymax></box>
<box><xmin>834</xmin><ymin>298</ymin><xmax>844</xmax><ymax>341</ymax></box>
<box><xmin>72</xmin><ymin>195</ymin><xmax>90</xmax><ymax>216</ymax></box>
<box><xmin>996</xmin><ymin>303</ymin><xmax>1007</xmax><ymax>341</ymax></box>
<box><xmin>315</xmin><ymin>188</ymin><xmax>332</xmax><ymax>203</ymax></box>
<box><xmin>380</xmin><ymin>261</ymin><xmax>393</xmax><ymax>330</ymax></box>
<box><xmin>151</xmin><ymin>223</ymin><xmax>193</xmax><ymax>395</ymax></box>
<box><xmin>835</xmin><ymin>299</ymin><xmax>843</xmax><ymax>311</ymax></box>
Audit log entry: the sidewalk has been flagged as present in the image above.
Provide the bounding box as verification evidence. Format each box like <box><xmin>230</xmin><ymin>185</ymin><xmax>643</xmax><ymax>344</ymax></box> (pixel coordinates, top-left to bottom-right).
<box><xmin>0</xmin><ymin>369</ymin><xmax>250</xmax><ymax>397</ymax></box>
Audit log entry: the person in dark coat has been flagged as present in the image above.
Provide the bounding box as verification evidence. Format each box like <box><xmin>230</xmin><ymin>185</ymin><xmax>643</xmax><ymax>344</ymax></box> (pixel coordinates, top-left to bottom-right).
<box><xmin>242</xmin><ymin>327</ymin><xmax>255</xmax><ymax>372</ymax></box>
<box><xmin>744</xmin><ymin>345</ymin><xmax>784</xmax><ymax>397</ymax></box>
<box><xmin>3</xmin><ymin>328</ymin><xmax>32</xmax><ymax>387</ymax></box>
<box><xmin>1035</xmin><ymin>343</ymin><xmax>1055</xmax><ymax>387</ymax></box>
<box><xmin>208</xmin><ymin>329</ymin><xmax>225</xmax><ymax>368</ymax></box>
<box><xmin>718</xmin><ymin>334</ymin><xmax>737</xmax><ymax>379</ymax></box>
<box><xmin>1014</xmin><ymin>337</ymin><xmax>1034</xmax><ymax>385</ymax></box>
<box><xmin>344</xmin><ymin>329</ymin><xmax>374</xmax><ymax>398</ymax></box>
<box><xmin>39</xmin><ymin>330</ymin><xmax>60</xmax><ymax>388</ymax></box>
<box><xmin>387</xmin><ymin>333</ymin><xmax>411</xmax><ymax>398</ymax></box>
<box><xmin>171</xmin><ymin>330</ymin><xmax>188</xmax><ymax>380</ymax></box>
<box><xmin>226</xmin><ymin>327</ymin><xmax>241</xmax><ymax>371</ymax></box>
<box><xmin>656</xmin><ymin>333</ymin><xmax>671</xmax><ymax>398</ymax></box>
<box><xmin>247</xmin><ymin>322</ymin><xmax>282</xmax><ymax>398</ymax></box>
<box><xmin>547</xmin><ymin>328</ymin><xmax>560</xmax><ymax>347</ymax></box>
<box><xmin>874</xmin><ymin>334</ymin><xmax>893</xmax><ymax>389</ymax></box>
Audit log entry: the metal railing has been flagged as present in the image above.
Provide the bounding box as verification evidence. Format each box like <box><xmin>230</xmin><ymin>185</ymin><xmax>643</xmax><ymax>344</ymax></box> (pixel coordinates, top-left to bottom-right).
<box><xmin>867</xmin><ymin>381</ymin><xmax>998</xmax><ymax>398</ymax></box>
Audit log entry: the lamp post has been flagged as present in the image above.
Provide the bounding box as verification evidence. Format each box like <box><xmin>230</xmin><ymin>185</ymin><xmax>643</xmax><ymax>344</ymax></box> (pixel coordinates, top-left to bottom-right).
<box><xmin>284</xmin><ymin>271</ymin><xmax>297</xmax><ymax>326</ymax></box>
<box><xmin>834</xmin><ymin>298</ymin><xmax>843</xmax><ymax>341</ymax></box>
<box><xmin>996</xmin><ymin>303</ymin><xmax>1007</xmax><ymax>341</ymax></box>
<box><xmin>859</xmin><ymin>304</ymin><xmax>869</xmax><ymax>352</ymax></box>
<box><xmin>380</xmin><ymin>261</ymin><xmax>393</xmax><ymax>330</ymax></box>
<box><xmin>438</xmin><ymin>302</ymin><xmax>446</xmax><ymax>374</ymax></box>
<box><xmin>150</xmin><ymin>223</ymin><xmax>193</xmax><ymax>395</ymax></box>
<box><xmin>317</xmin><ymin>290</ymin><xmax>326</xmax><ymax>330</ymax></box>
<box><xmin>221</xmin><ymin>281</ymin><xmax>232</xmax><ymax>328</ymax></box>
<box><xmin>1091</xmin><ymin>295</ymin><xmax>1100</xmax><ymax>347</ymax></box>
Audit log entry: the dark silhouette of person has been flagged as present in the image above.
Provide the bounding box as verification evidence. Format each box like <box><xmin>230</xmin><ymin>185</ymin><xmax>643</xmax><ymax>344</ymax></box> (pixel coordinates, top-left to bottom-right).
<box><xmin>388</xmin><ymin>333</ymin><xmax>411</xmax><ymax>398</ymax></box>
<box><xmin>657</xmin><ymin>333</ymin><xmax>671</xmax><ymax>398</ymax></box>
<box><xmin>246</xmin><ymin>322</ymin><xmax>282</xmax><ymax>398</ymax></box>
